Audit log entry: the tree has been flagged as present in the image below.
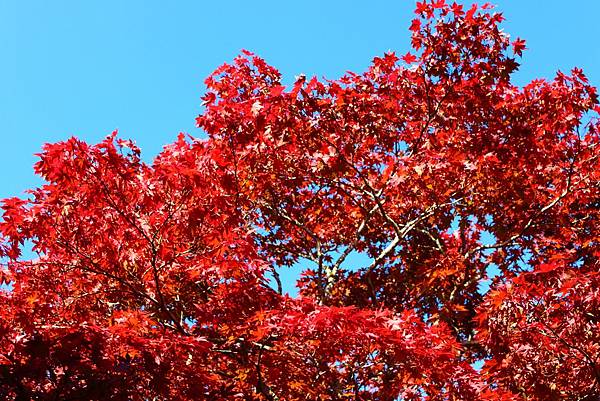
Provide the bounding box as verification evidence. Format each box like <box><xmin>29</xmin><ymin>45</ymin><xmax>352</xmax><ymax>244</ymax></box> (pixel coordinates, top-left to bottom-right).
<box><xmin>1</xmin><ymin>1</ymin><xmax>599</xmax><ymax>399</ymax></box>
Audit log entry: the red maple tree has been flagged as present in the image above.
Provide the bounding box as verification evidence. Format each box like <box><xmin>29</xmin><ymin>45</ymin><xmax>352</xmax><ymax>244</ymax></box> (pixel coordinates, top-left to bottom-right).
<box><xmin>1</xmin><ymin>1</ymin><xmax>599</xmax><ymax>400</ymax></box>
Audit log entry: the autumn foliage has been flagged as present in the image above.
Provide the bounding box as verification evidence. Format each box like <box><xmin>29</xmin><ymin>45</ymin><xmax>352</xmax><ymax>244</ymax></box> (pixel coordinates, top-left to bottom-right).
<box><xmin>1</xmin><ymin>1</ymin><xmax>600</xmax><ymax>400</ymax></box>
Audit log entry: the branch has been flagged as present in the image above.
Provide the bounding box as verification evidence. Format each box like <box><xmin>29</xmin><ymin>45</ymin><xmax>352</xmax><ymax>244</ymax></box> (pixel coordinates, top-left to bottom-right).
<box><xmin>537</xmin><ymin>317</ymin><xmax>600</xmax><ymax>389</ymax></box>
<box><xmin>255</xmin><ymin>342</ymin><xmax>280</xmax><ymax>401</ymax></box>
<box><xmin>465</xmin><ymin>159</ymin><xmax>575</xmax><ymax>259</ymax></box>
<box><xmin>324</xmin><ymin>202</ymin><xmax>381</xmax><ymax>294</ymax></box>
<box><xmin>366</xmin><ymin>199</ymin><xmax>462</xmax><ymax>272</ymax></box>
<box><xmin>269</xmin><ymin>266</ymin><xmax>282</xmax><ymax>295</ymax></box>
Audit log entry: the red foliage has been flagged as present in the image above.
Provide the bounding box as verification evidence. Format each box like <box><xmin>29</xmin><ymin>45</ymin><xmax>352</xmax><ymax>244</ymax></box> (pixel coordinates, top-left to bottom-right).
<box><xmin>1</xmin><ymin>1</ymin><xmax>599</xmax><ymax>400</ymax></box>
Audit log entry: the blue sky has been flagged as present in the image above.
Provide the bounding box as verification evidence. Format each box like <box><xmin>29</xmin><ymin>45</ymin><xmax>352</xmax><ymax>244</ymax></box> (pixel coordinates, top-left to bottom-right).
<box><xmin>2</xmin><ymin>1</ymin><xmax>599</xmax><ymax>294</ymax></box>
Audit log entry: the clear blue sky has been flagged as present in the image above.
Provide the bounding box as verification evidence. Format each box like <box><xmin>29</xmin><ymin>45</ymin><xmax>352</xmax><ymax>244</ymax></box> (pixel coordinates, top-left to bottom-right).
<box><xmin>1</xmin><ymin>1</ymin><xmax>599</xmax><ymax>294</ymax></box>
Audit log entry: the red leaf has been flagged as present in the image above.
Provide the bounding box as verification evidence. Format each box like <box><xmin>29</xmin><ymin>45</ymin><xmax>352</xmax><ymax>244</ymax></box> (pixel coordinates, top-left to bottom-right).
<box><xmin>512</xmin><ymin>38</ymin><xmax>527</xmax><ymax>56</ymax></box>
<box><xmin>432</xmin><ymin>0</ymin><xmax>446</xmax><ymax>9</ymax></box>
<box><xmin>409</xmin><ymin>18</ymin><xmax>421</xmax><ymax>33</ymax></box>
<box><xmin>415</xmin><ymin>1</ymin><xmax>428</xmax><ymax>15</ymax></box>
<box><xmin>401</xmin><ymin>52</ymin><xmax>417</xmax><ymax>64</ymax></box>
<box><xmin>269</xmin><ymin>85</ymin><xmax>286</xmax><ymax>97</ymax></box>
<box><xmin>465</xmin><ymin>4</ymin><xmax>478</xmax><ymax>22</ymax></box>
<box><xmin>536</xmin><ymin>263</ymin><xmax>559</xmax><ymax>274</ymax></box>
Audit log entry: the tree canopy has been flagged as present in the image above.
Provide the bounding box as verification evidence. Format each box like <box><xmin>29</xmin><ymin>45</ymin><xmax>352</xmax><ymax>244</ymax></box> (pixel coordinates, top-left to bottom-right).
<box><xmin>1</xmin><ymin>1</ymin><xmax>599</xmax><ymax>400</ymax></box>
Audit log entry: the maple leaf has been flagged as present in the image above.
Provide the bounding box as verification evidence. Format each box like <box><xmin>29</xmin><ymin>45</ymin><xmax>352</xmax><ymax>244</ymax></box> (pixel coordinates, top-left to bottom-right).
<box><xmin>465</xmin><ymin>3</ymin><xmax>478</xmax><ymax>22</ymax></box>
<box><xmin>409</xmin><ymin>18</ymin><xmax>421</xmax><ymax>33</ymax></box>
<box><xmin>512</xmin><ymin>38</ymin><xmax>527</xmax><ymax>56</ymax></box>
<box><xmin>401</xmin><ymin>52</ymin><xmax>418</xmax><ymax>64</ymax></box>
<box><xmin>415</xmin><ymin>1</ymin><xmax>429</xmax><ymax>15</ymax></box>
<box><xmin>269</xmin><ymin>85</ymin><xmax>286</xmax><ymax>97</ymax></box>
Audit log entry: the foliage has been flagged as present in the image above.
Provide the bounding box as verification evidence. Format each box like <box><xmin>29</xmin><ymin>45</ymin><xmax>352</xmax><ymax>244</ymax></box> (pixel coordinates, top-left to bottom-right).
<box><xmin>1</xmin><ymin>1</ymin><xmax>599</xmax><ymax>399</ymax></box>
